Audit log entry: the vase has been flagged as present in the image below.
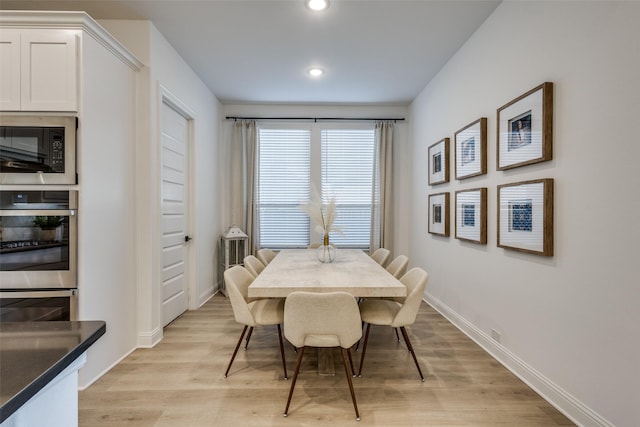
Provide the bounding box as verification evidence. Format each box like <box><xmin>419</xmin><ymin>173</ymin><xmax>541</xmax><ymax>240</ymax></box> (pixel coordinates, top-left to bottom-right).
<box><xmin>316</xmin><ymin>234</ymin><xmax>336</xmax><ymax>263</ymax></box>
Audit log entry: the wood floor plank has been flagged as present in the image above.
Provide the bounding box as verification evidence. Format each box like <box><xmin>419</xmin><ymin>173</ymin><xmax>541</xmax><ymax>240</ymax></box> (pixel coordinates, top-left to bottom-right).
<box><xmin>79</xmin><ymin>294</ymin><xmax>574</xmax><ymax>426</ymax></box>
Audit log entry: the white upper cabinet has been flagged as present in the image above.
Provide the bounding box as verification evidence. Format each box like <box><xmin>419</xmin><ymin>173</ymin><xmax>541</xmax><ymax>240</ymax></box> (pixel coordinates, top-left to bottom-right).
<box><xmin>0</xmin><ymin>30</ymin><xmax>21</xmax><ymax>110</ymax></box>
<box><xmin>0</xmin><ymin>29</ymin><xmax>78</xmax><ymax>111</ymax></box>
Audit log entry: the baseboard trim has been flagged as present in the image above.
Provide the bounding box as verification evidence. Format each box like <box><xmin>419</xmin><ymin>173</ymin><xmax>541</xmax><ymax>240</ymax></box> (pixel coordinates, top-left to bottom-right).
<box><xmin>78</xmin><ymin>347</ymin><xmax>135</xmax><ymax>391</ymax></box>
<box><xmin>425</xmin><ymin>293</ymin><xmax>612</xmax><ymax>427</ymax></box>
<box><xmin>137</xmin><ymin>326</ymin><xmax>163</xmax><ymax>348</ymax></box>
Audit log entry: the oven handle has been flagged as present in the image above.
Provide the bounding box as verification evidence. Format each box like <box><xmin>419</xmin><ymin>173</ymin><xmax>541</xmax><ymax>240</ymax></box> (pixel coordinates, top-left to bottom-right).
<box><xmin>0</xmin><ymin>289</ymin><xmax>76</xmax><ymax>298</ymax></box>
<box><xmin>0</xmin><ymin>209</ymin><xmax>75</xmax><ymax>216</ymax></box>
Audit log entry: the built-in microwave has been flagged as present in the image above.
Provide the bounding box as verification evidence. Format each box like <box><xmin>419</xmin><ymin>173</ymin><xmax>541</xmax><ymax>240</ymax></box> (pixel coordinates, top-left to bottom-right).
<box><xmin>0</xmin><ymin>115</ymin><xmax>77</xmax><ymax>185</ymax></box>
<box><xmin>0</xmin><ymin>190</ymin><xmax>77</xmax><ymax>289</ymax></box>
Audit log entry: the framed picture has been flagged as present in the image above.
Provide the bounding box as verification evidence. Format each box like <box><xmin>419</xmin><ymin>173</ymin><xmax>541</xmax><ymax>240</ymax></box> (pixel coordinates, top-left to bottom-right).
<box><xmin>455</xmin><ymin>188</ymin><xmax>487</xmax><ymax>244</ymax></box>
<box><xmin>455</xmin><ymin>118</ymin><xmax>487</xmax><ymax>180</ymax></box>
<box><xmin>428</xmin><ymin>138</ymin><xmax>450</xmax><ymax>185</ymax></box>
<box><xmin>497</xmin><ymin>178</ymin><xmax>554</xmax><ymax>256</ymax></box>
<box><xmin>428</xmin><ymin>192</ymin><xmax>450</xmax><ymax>236</ymax></box>
<box><xmin>497</xmin><ymin>82</ymin><xmax>553</xmax><ymax>170</ymax></box>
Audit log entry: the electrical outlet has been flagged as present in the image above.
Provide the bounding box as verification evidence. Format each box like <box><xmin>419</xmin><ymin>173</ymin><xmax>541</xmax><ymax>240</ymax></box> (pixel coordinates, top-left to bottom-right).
<box><xmin>491</xmin><ymin>329</ymin><xmax>501</xmax><ymax>343</ymax></box>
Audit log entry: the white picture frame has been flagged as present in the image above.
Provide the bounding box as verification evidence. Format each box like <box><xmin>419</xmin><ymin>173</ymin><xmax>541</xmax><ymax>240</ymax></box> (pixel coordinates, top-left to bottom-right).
<box><xmin>497</xmin><ymin>179</ymin><xmax>554</xmax><ymax>256</ymax></box>
<box><xmin>428</xmin><ymin>138</ymin><xmax>449</xmax><ymax>185</ymax></box>
<box><xmin>455</xmin><ymin>188</ymin><xmax>487</xmax><ymax>244</ymax></box>
<box><xmin>455</xmin><ymin>118</ymin><xmax>487</xmax><ymax>180</ymax></box>
<box><xmin>497</xmin><ymin>82</ymin><xmax>553</xmax><ymax>170</ymax></box>
<box><xmin>428</xmin><ymin>192</ymin><xmax>450</xmax><ymax>237</ymax></box>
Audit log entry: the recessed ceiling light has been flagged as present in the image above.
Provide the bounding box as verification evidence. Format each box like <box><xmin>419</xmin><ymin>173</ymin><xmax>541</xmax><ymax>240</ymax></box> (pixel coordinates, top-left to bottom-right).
<box><xmin>308</xmin><ymin>68</ymin><xmax>324</xmax><ymax>77</ymax></box>
<box><xmin>306</xmin><ymin>0</ymin><xmax>329</xmax><ymax>12</ymax></box>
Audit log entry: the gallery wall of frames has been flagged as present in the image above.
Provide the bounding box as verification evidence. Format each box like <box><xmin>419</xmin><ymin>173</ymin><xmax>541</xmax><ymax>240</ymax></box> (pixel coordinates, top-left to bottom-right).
<box><xmin>427</xmin><ymin>82</ymin><xmax>554</xmax><ymax>257</ymax></box>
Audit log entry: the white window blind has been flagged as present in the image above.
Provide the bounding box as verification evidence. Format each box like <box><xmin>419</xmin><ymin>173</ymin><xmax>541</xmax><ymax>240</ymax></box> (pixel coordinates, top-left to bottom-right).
<box><xmin>258</xmin><ymin>128</ymin><xmax>310</xmax><ymax>248</ymax></box>
<box><xmin>321</xmin><ymin>129</ymin><xmax>375</xmax><ymax>248</ymax></box>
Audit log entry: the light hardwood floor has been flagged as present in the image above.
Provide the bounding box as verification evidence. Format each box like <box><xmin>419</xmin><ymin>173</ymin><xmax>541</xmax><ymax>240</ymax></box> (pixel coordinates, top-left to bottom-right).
<box><xmin>79</xmin><ymin>293</ymin><xmax>574</xmax><ymax>426</ymax></box>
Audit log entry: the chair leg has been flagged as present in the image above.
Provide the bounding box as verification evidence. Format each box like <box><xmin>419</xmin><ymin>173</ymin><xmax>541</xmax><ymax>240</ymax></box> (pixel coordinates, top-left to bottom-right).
<box><xmin>357</xmin><ymin>323</ymin><xmax>372</xmax><ymax>377</ymax></box>
<box><xmin>347</xmin><ymin>345</ymin><xmax>356</xmax><ymax>377</ymax></box>
<box><xmin>244</xmin><ymin>326</ymin><xmax>254</xmax><ymax>350</ymax></box>
<box><xmin>394</xmin><ymin>327</ymin><xmax>400</xmax><ymax>342</ymax></box>
<box><xmin>277</xmin><ymin>324</ymin><xmax>288</xmax><ymax>379</ymax></box>
<box><xmin>283</xmin><ymin>347</ymin><xmax>305</xmax><ymax>417</ymax></box>
<box><xmin>224</xmin><ymin>325</ymin><xmax>248</xmax><ymax>378</ymax></box>
<box><xmin>355</xmin><ymin>321</ymin><xmax>363</xmax><ymax>351</ymax></box>
<box><xmin>399</xmin><ymin>326</ymin><xmax>425</xmax><ymax>381</ymax></box>
<box><xmin>340</xmin><ymin>348</ymin><xmax>361</xmax><ymax>421</ymax></box>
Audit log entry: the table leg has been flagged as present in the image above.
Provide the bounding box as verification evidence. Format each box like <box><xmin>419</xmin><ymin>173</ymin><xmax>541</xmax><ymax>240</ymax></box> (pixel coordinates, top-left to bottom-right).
<box><xmin>317</xmin><ymin>348</ymin><xmax>336</xmax><ymax>376</ymax></box>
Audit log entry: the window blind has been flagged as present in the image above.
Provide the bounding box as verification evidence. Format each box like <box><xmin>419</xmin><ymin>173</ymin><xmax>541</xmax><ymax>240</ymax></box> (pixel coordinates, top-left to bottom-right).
<box><xmin>258</xmin><ymin>128</ymin><xmax>310</xmax><ymax>248</ymax></box>
<box><xmin>321</xmin><ymin>129</ymin><xmax>375</xmax><ymax>248</ymax></box>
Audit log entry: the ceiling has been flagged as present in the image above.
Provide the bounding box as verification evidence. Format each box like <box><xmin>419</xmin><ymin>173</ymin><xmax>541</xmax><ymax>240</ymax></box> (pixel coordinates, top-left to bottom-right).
<box><xmin>1</xmin><ymin>0</ymin><xmax>501</xmax><ymax>105</ymax></box>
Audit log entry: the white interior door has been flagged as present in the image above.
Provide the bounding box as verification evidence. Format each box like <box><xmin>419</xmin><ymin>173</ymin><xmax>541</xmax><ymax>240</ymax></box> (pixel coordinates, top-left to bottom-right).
<box><xmin>161</xmin><ymin>101</ymin><xmax>190</xmax><ymax>327</ymax></box>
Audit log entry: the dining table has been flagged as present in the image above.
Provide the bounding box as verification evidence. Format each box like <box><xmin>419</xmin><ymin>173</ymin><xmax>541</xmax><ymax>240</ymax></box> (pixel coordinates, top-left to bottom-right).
<box><xmin>248</xmin><ymin>248</ymin><xmax>406</xmax><ymax>299</ymax></box>
<box><xmin>248</xmin><ymin>248</ymin><xmax>407</xmax><ymax>375</ymax></box>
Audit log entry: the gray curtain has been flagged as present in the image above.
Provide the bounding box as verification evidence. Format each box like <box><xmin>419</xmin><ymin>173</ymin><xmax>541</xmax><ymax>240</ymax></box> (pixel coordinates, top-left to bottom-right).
<box><xmin>370</xmin><ymin>121</ymin><xmax>394</xmax><ymax>253</ymax></box>
<box><xmin>231</xmin><ymin>120</ymin><xmax>259</xmax><ymax>253</ymax></box>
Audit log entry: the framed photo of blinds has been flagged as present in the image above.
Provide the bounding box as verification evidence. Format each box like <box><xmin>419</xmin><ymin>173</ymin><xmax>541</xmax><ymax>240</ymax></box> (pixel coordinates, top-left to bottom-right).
<box><xmin>428</xmin><ymin>138</ymin><xmax>450</xmax><ymax>185</ymax></box>
<box><xmin>455</xmin><ymin>118</ymin><xmax>487</xmax><ymax>180</ymax></box>
<box><xmin>455</xmin><ymin>188</ymin><xmax>487</xmax><ymax>244</ymax></box>
<box><xmin>497</xmin><ymin>179</ymin><xmax>554</xmax><ymax>256</ymax></box>
<box><xmin>497</xmin><ymin>82</ymin><xmax>553</xmax><ymax>170</ymax></box>
<box><xmin>428</xmin><ymin>192</ymin><xmax>450</xmax><ymax>237</ymax></box>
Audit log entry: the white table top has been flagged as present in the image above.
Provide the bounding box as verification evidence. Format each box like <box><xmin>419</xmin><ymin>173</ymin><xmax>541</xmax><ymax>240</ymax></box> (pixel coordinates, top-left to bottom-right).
<box><xmin>248</xmin><ymin>249</ymin><xmax>406</xmax><ymax>298</ymax></box>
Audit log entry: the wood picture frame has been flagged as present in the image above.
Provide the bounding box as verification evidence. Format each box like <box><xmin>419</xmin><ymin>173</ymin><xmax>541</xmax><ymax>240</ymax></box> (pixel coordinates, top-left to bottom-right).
<box><xmin>497</xmin><ymin>178</ymin><xmax>554</xmax><ymax>256</ymax></box>
<box><xmin>428</xmin><ymin>192</ymin><xmax>450</xmax><ymax>237</ymax></box>
<box><xmin>455</xmin><ymin>117</ymin><xmax>487</xmax><ymax>180</ymax></box>
<box><xmin>428</xmin><ymin>138</ymin><xmax>450</xmax><ymax>185</ymax></box>
<box><xmin>497</xmin><ymin>82</ymin><xmax>553</xmax><ymax>170</ymax></box>
<box><xmin>455</xmin><ymin>187</ymin><xmax>487</xmax><ymax>244</ymax></box>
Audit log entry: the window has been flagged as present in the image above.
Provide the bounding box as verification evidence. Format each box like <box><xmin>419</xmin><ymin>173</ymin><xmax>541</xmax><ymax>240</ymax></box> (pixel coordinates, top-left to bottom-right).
<box><xmin>258</xmin><ymin>125</ymin><xmax>375</xmax><ymax>249</ymax></box>
<box><xmin>257</xmin><ymin>129</ymin><xmax>310</xmax><ymax>248</ymax></box>
<box><xmin>321</xmin><ymin>129</ymin><xmax>375</xmax><ymax>248</ymax></box>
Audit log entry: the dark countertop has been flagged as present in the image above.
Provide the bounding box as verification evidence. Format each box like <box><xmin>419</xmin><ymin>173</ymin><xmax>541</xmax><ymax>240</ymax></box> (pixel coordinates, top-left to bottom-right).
<box><xmin>0</xmin><ymin>321</ymin><xmax>106</xmax><ymax>423</ymax></box>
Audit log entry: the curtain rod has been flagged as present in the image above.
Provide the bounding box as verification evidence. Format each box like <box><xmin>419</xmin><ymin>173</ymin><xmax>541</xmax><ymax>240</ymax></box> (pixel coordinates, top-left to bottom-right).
<box><xmin>225</xmin><ymin>116</ymin><xmax>405</xmax><ymax>123</ymax></box>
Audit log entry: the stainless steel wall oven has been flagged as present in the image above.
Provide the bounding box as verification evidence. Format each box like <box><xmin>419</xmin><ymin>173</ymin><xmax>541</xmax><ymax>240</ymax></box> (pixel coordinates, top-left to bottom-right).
<box><xmin>0</xmin><ymin>190</ymin><xmax>78</xmax><ymax>321</ymax></box>
<box><xmin>0</xmin><ymin>190</ymin><xmax>77</xmax><ymax>288</ymax></box>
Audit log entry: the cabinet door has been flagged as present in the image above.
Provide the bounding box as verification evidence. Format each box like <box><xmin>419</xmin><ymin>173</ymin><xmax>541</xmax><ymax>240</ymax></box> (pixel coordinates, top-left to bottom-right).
<box><xmin>21</xmin><ymin>30</ymin><xmax>78</xmax><ymax>111</ymax></box>
<box><xmin>0</xmin><ymin>30</ymin><xmax>21</xmax><ymax>110</ymax></box>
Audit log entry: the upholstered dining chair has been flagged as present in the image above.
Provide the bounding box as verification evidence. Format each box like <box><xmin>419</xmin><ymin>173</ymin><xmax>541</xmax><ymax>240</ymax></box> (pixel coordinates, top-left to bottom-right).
<box><xmin>283</xmin><ymin>291</ymin><xmax>363</xmax><ymax>420</ymax></box>
<box><xmin>243</xmin><ymin>255</ymin><xmax>265</xmax><ymax>278</ymax></box>
<box><xmin>385</xmin><ymin>254</ymin><xmax>409</xmax><ymax>279</ymax></box>
<box><xmin>370</xmin><ymin>247</ymin><xmax>391</xmax><ymax>267</ymax></box>
<box><xmin>357</xmin><ymin>267</ymin><xmax>429</xmax><ymax>381</ymax></box>
<box><xmin>257</xmin><ymin>248</ymin><xmax>276</xmax><ymax>265</ymax></box>
<box><xmin>223</xmin><ymin>265</ymin><xmax>288</xmax><ymax>379</ymax></box>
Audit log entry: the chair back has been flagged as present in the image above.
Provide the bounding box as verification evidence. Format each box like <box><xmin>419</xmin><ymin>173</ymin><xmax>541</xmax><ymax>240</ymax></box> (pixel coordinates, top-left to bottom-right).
<box><xmin>244</xmin><ymin>255</ymin><xmax>265</xmax><ymax>277</ymax></box>
<box><xmin>257</xmin><ymin>248</ymin><xmax>276</xmax><ymax>265</ymax></box>
<box><xmin>386</xmin><ymin>255</ymin><xmax>409</xmax><ymax>279</ymax></box>
<box><xmin>391</xmin><ymin>267</ymin><xmax>428</xmax><ymax>328</ymax></box>
<box><xmin>370</xmin><ymin>248</ymin><xmax>391</xmax><ymax>266</ymax></box>
<box><xmin>284</xmin><ymin>291</ymin><xmax>362</xmax><ymax>349</ymax></box>
<box><xmin>224</xmin><ymin>265</ymin><xmax>257</xmax><ymax>327</ymax></box>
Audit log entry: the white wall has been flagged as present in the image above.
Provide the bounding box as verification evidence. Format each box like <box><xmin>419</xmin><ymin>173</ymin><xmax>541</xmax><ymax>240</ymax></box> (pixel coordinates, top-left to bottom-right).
<box><xmin>147</xmin><ymin>23</ymin><xmax>222</xmax><ymax>309</ymax></box>
<box><xmin>80</xmin><ymin>19</ymin><xmax>222</xmax><ymax>384</ymax></box>
<box><xmin>409</xmin><ymin>2</ymin><xmax>640</xmax><ymax>426</ymax></box>
<box><xmin>77</xmin><ymin>31</ymin><xmax>138</xmax><ymax>387</ymax></box>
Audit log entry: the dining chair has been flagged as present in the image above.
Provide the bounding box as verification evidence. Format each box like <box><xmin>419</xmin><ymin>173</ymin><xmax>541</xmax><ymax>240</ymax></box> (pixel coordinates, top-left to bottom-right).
<box><xmin>370</xmin><ymin>247</ymin><xmax>391</xmax><ymax>267</ymax></box>
<box><xmin>283</xmin><ymin>291</ymin><xmax>362</xmax><ymax>420</ymax></box>
<box><xmin>385</xmin><ymin>254</ymin><xmax>409</xmax><ymax>279</ymax></box>
<box><xmin>357</xmin><ymin>267</ymin><xmax>429</xmax><ymax>381</ymax></box>
<box><xmin>223</xmin><ymin>265</ymin><xmax>288</xmax><ymax>379</ymax></box>
<box><xmin>257</xmin><ymin>248</ymin><xmax>276</xmax><ymax>265</ymax></box>
<box><xmin>243</xmin><ymin>255</ymin><xmax>265</xmax><ymax>278</ymax></box>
